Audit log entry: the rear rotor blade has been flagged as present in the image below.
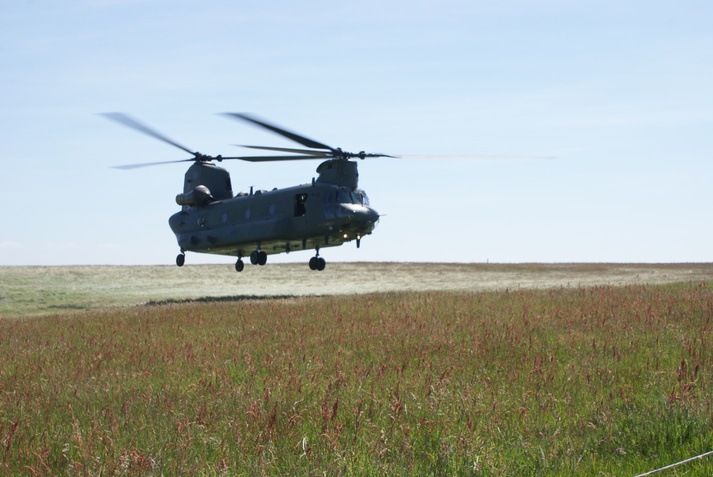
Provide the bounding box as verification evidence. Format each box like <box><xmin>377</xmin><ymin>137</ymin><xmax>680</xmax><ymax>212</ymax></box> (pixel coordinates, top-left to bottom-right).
<box><xmin>223</xmin><ymin>113</ymin><xmax>334</xmax><ymax>151</ymax></box>
<box><xmin>102</xmin><ymin>112</ymin><xmax>198</xmax><ymax>157</ymax></box>
<box><xmin>112</xmin><ymin>159</ymin><xmax>196</xmax><ymax>169</ymax></box>
<box><xmin>112</xmin><ymin>156</ymin><xmax>247</xmax><ymax>169</ymax></box>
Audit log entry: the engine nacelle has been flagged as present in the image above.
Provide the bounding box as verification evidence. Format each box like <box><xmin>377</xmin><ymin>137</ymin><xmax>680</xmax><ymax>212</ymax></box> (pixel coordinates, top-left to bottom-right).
<box><xmin>176</xmin><ymin>185</ymin><xmax>213</xmax><ymax>206</ymax></box>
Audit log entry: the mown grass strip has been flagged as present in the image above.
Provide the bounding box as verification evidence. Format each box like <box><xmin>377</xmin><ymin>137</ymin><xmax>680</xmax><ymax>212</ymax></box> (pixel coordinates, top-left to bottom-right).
<box><xmin>3</xmin><ymin>263</ymin><xmax>713</xmax><ymax>317</ymax></box>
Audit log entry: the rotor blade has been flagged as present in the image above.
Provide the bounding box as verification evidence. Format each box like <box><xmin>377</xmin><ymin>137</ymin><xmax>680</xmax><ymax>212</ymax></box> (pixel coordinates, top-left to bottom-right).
<box><xmin>357</xmin><ymin>153</ymin><xmax>397</xmax><ymax>159</ymax></box>
<box><xmin>238</xmin><ymin>154</ymin><xmax>334</xmax><ymax>162</ymax></box>
<box><xmin>238</xmin><ymin>145</ymin><xmax>332</xmax><ymax>157</ymax></box>
<box><xmin>112</xmin><ymin>155</ymin><xmax>247</xmax><ymax>169</ymax></box>
<box><xmin>102</xmin><ymin>112</ymin><xmax>198</xmax><ymax>157</ymax></box>
<box><xmin>111</xmin><ymin>158</ymin><xmax>196</xmax><ymax>170</ymax></box>
<box><xmin>239</xmin><ymin>146</ymin><xmax>395</xmax><ymax>160</ymax></box>
<box><xmin>223</xmin><ymin>113</ymin><xmax>334</xmax><ymax>151</ymax></box>
<box><xmin>394</xmin><ymin>154</ymin><xmax>555</xmax><ymax>159</ymax></box>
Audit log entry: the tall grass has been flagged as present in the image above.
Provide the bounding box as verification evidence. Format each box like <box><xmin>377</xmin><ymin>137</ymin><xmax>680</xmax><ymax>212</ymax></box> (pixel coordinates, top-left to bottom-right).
<box><xmin>2</xmin><ymin>283</ymin><xmax>713</xmax><ymax>475</ymax></box>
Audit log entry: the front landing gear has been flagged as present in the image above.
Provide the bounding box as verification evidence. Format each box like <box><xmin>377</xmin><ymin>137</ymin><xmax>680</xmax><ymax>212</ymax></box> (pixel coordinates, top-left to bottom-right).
<box><xmin>309</xmin><ymin>255</ymin><xmax>326</xmax><ymax>271</ymax></box>
<box><xmin>176</xmin><ymin>253</ymin><xmax>185</xmax><ymax>267</ymax></box>
<box><xmin>235</xmin><ymin>258</ymin><xmax>244</xmax><ymax>272</ymax></box>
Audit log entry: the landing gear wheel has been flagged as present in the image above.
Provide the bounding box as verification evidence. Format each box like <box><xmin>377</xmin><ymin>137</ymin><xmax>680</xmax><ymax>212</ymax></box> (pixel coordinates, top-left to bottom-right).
<box><xmin>250</xmin><ymin>250</ymin><xmax>268</xmax><ymax>266</ymax></box>
<box><xmin>309</xmin><ymin>256</ymin><xmax>326</xmax><ymax>271</ymax></box>
<box><xmin>235</xmin><ymin>258</ymin><xmax>244</xmax><ymax>272</ymax></box>
<box><xmin>176</xmin><ymin>253</ymin><xmax>185</xmax><ymax>267</ymax></box>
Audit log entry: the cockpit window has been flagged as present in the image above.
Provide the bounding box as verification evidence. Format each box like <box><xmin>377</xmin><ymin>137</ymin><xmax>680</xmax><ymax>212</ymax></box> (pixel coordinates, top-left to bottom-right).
<box><xmin>337</xmin><ymin>190</ymin><xmax>351</xmax><ymax>204</ymax></box>
<box><xmin>331</xmin><ymin>187</ymin><xmax>370</xmax><ymax>206</ymax></box>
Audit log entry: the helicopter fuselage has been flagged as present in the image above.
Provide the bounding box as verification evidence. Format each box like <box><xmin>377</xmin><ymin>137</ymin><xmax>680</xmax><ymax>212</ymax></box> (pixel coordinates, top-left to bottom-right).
<box><xmin>168</xmin><ymin>161</ymin><xmax>379</xmax><ymax>264</ymax></box>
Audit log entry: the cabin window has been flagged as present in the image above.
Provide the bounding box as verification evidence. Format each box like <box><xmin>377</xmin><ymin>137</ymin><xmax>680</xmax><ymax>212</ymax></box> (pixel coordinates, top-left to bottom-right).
<box><xmin>294</xmin><ymin>194</ymin><xmax>307</xmax><ymax>217</ymax></box>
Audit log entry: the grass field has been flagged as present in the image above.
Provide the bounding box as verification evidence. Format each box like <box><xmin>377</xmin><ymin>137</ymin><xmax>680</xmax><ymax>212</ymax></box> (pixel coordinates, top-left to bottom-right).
<box><xmin>2</xmin><ymin>263</ymin><xmax>713</xmax><ymax>475</ymax></box>
<box><xmin>3</xmin><ymin>262</ymin><xmax>713</xmax><ymax>317</ymax></box>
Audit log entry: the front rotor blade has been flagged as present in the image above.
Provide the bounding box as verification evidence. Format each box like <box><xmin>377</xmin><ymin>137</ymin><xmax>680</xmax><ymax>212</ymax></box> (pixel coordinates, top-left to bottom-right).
<box><xmin>102</xmin><ymin>112</ymin><xmax>198</xmax><ymax>157</ymax></box>
<box><xmin>238</xmin><ymin>154</ymin><xmax>334</xmax><ymax>162</ymax></box>
<box><xmin>223</xmin><ymin>113</ymin><xmax>334</xmax><ymax>150</ymax></box>
<box><xmin>357</xmin><ymin>153</ymin><xmax>397</xmax><ymax>159</ymax></box>
<box><xmin>395</xmin><ymin>154</ymin><xmax>555</xmax><ymax>159</ymax></box>
<box><xmin>239</xmin><ymin>145</ymin><xmax>332</xmax><ymax>157</ymax></box>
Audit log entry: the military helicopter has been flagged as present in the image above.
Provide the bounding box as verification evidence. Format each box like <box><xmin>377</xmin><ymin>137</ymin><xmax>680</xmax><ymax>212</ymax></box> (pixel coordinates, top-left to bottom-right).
<box><xmin>104</xmin><ymin>113</ymin><xmax>388</xmax><ymax>271</ymax></box>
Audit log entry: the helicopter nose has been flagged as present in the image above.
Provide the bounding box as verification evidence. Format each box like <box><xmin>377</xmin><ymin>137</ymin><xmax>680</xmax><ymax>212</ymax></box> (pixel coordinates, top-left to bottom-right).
<box><xmin>364</xmin><ymin>206</ymin><xmax>380</xmax><ymax>225</ymax></box>
<box><xmin>339</xmin><ymin>204</ymin><xmax>380</xmax><ymax>229</ymax></box>
<box><xmin>357</xmin><ymin>206</ymin><xmax>380</xmax><ymax>233</ymax></box>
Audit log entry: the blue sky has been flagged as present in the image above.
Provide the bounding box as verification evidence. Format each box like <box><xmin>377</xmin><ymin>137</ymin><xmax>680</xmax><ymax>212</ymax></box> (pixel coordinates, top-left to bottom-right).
<box><xmin>2</xmin><ymin>0</ymin><xmax>712</xmax><ymax>265</ymax></box>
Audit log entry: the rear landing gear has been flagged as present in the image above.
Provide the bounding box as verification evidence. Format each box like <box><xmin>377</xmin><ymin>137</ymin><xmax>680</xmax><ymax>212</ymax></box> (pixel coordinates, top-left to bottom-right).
<box><xmin>176</xmin><ymin>253</ymin><xmax>185</xmax><ymax>267</ymax></box>
<box><xmin>250</xmin><ymin>250</ymin><xmax>267</xmax><ymax>266</ymax></box>
<box><xmin>309</xmin><ymin>255</ymin><xmax>326</xmax><ymax>271</ymax></box>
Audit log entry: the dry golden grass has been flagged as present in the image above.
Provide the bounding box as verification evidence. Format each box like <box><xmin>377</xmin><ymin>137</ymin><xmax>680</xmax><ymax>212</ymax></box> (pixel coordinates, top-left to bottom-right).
<box><xmin>2</xmin><ymin>262</ymin><xmax>712</xmax><ymax>317</ymax></box>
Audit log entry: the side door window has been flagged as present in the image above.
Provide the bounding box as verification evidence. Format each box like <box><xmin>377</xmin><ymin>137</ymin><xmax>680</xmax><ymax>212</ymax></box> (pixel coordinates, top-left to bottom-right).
<box><xmin>294</xmin><ymin>194</ymin><xmax>307</xmax><ymax>217</ymax></box>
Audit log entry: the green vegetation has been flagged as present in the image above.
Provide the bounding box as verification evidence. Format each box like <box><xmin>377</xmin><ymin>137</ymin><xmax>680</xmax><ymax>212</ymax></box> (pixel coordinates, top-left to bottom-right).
<box><xmin>2</xmin><ymin>278</ymin><xmax>713</xmax><ymax>475</ymax></box>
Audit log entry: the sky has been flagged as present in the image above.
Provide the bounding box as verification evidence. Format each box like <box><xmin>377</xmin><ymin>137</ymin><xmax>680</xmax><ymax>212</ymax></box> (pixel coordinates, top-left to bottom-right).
<box><xmin>2</xmin><ymin>0</ymin><xmax>712</xmax><ymax>266</ymax></box>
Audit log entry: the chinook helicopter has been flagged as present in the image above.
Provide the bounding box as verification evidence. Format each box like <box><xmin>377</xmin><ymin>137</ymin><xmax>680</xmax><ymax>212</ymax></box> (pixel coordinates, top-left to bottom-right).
<box><xmin>104</xmin><ymin>113</ymin><xmax>387</xmax><ymax>271</ymax></box>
